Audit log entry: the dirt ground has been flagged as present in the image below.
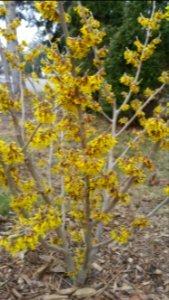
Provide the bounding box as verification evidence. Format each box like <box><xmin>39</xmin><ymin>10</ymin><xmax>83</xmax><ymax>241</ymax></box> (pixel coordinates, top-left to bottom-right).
<box><xmin>0</xmin><ymin>200</ymin><xmax>168</xmax><ymax>300</ymax></box>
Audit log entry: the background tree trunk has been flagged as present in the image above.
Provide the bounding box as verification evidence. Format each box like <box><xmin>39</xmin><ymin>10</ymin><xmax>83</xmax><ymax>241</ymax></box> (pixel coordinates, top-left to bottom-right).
<box><xmin>5</xmin><ymin>1</ymin><xmax>20</xmax><ymax>95</ymax></box>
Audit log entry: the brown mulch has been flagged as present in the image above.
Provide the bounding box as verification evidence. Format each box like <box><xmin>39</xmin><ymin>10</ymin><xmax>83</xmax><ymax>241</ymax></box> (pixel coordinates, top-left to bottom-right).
<box><xmin>0</xmin><ymin>199</ymin><xmax>168</xmax><ymax>300</ymax></box>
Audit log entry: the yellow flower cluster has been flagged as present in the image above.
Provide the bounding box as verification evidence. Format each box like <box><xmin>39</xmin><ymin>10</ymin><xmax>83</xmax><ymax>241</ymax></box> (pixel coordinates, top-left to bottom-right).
<box><xmin>8</xmin><ymin>19</ymin><xmax>21</xmax><ymax>30</ymax></box>
<box><xmin>70</xmin><ymin>230</ymin><xmax>83</xmax><ymax>243</ymax></box>
<box><xmin>24</xmin><ymin>49</ymin><xmax>41</xmax><ymax>63</ymax></box>
<box><xmin>131</xmin><ymin>215</ymin><xmax>149</xmax><ymax>229</ymax></box>
<box><xmin>154</xmin><ymin>105</ymin><xmax>163</xmax><ymax>116</ymax></box>
<box><xmin>65</xmin><ymin>174</ymin><xmax>84</xmax><ymax>199</ymax></box>
<box><xmin>121</xmin><ymin>104</ymin><xmax>130</xmax><ymax>111</ymax></box>
<box><xmin>163</xmin><ymin>186</ymin><xmax>169</xmax><ymax>195</ymax></box>
<box><xmin>130</xmin><ymin>82</ymin><xmax>140</xmax><ymax>94</ymax></box>
<box><xmin>30</xmin><ymin>205</ymin><xmax>62</xmax><ymax>236</ymax></box>
<box><xmin>56</xmin><ymin>146</ymin><xmax>105</xmax><ymax>179</ymax></box>
<box><xmin>158</xmin><ymin>71</ymin><xmax>169</xmax><ymax>84</ymax></box>
<box><xmin>74</xmin><ymin>6</ymin><xmax>90</xmax><ymax>19</ymax></box>
<box><xmin>35</xmin><ymin>1</ymin><xmax>70</xmax><ymax>23</ymax></box>
<box><xmin>124</xmin><ymin>49</ymin><xmax>140</xmax><ymax>67</ymax></box>
<box><xmin>94</xmin><ymin>47</ymin><xmax>109</xmax><ymax>67</ymax></box>
<box><xmin>120</xmin><ymin>73</ymin><xmax>134</xmax><ymax>86</ymax></box>
<box><xmin>160</xmin><ymin>139</ymin><xmax>169</xmax><ymax>150</ymax></box>
<box><xmin>75</xmin><ymin>157</ymin><xmax>105</xmax><ymax>176</ymax></box>
<box><xmin>125</xmin><ymin>36</ymin><xmax>161</xmax><ymax>67</ymax></box>
<box><xmin>73</xmin><ymin>248</ymin><xmax>85</xmax><ymax>271</ymax></box>
<box><xmin>0</xmin><ymin>28</ymin><xmax>17</xmax><ymax>41</ymax></box>
<box><xmin>90</xmin><ymin>171</ymin><xmax>118</xmax><ymax>193</ymax></box>
<box><xmin>100</xmin><ymin>83</ymin><xmax>115</xmax><ymax>105</ymax></box>
<box><xmin>0</xmin><ymin>234</ymin><xmax>39</xmax><ymax>255</ymax></box>
<box><xmin>91</xmin><ymin>212</ymin><xmax>112</xmax><ymax>225</ymax></box>
<box><xmin>52</xmin><ymin>72</ymin><xmax>103</xmax><ymax>113</ymax></box>
<box><xmin>118</xmin><ymin>156</ymin><xmax>146</xmax><ymax>184</ymax></box>
<box><xmin>57</xmin><ymin>116</ymin><xmax>81</xmax><ymax>142</ymax></box>
<box><xmin>118</xmin><ymin>117</ymin><xmax>128</xmax><ymax>125</ymax></box>
<box><xmin>131</xmin><ymin>99</ymin><xmax>142</xmax><ymax>111</ymax></box>
<box><xmin>140</xmin><ymin>38</ymin><xmax>161</xmax><ymax>61</ymax></box>
<box><xmin>86</xmin><ymin>134</ymin><xmax>117</xmax><ymax>157</ymax></box>
<box><xmin>70</xmin><ymin>209</ymin><xmax>85</xmax><ymax>222</ymax></box>
<box><xmin>137</xmin><ymin>11</ymin><xmax>164</xmax><ymax>30</ymax></box>
<box><xmin>17</xmin><ymin>179</ymin><xmax>35</xmax><ymax>193</ymax></box>
<box><xmin>111</xmin><ymin>227</ymin><xmax>130</xmax><ymax>244</ymax></box>
<box><xmin>0</xmin><ymin>5</ymin><xmax>7</xmax><ymax>16</ymax></box>
<box><xmin>144</xmin><ymin>118</ymin><xmax>169</xmax><ymax>142</ymax></box>
<box><xmin>66</xmin><ymin>6</ymin><xmax>106</xmax><ymax>59</ymax></box>
<box><xmin>0</xmin><ymin>166</ymin><xmax>7</xmax><ymax>188</ymax></box>
<box><xmin>34</xmin><ymin>101</ymin><xmax>56</xmax><ymax>124</ymax></box>
<box><xmin>0</xmin><ymin>140</ymin><xmax>24</xmax><ymax>165</ymax></box>
<box><xmin>144</xmin><ymin>87</ymin><xmax>154</xmax><ymax>97</ymax></box>
<box><xmin>0</xmin><ymin>85</ymin><xmax>14</xmax><ymax>113</ymax></box>
<box><xmin>165</xmin><ymin>5</ymin><xmax>169</xmax><ymax>21</ymax></box>
<box><xmin>134</xmin><ymin>39</ymin><xmax>144</xmax><ymax>53</ymax></box>
<box><xmin>33</xmin><ymin>128</ymin><xmax>57</xmax><ymax>149</ymax></box>
<box><xmin>10</xmin><ymin>193</ymin><xmax>38</xmax><ymax>213</ymax></box>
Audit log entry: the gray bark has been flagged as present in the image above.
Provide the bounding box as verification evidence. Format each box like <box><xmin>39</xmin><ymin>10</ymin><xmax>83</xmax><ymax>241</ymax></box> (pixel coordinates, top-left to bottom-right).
<box><xmin>5</xmin><ymin>1</ymin><xmax>20</xmax><ymax>94</ymax></box>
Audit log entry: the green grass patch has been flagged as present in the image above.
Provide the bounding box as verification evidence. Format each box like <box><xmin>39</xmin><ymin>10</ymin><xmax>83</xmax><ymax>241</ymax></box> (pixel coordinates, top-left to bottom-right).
<box><xmin>0</xmin><ymin>193</ymin><xmax>10</xmax><ymax>216</ymax></box>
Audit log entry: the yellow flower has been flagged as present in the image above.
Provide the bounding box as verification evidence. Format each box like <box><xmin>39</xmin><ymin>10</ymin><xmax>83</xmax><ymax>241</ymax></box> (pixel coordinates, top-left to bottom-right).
<box><xmin>86</xmin><ymin>134</ymin><xmax>117</xmax><ymax>157</ymax></box>
<box><xmin>0</xmin><ymin>5</ymin><xmax>8</xmax><ymax>17</ymax></box>
<box><xmin>1</xmin><ymin>143</ymin><xmax>24</xmax><ymax>165</ymax></box>
<box><xmin>158</xmin><ymin>71</ymin><xmax>169</xmax><ymax>84</ymax></box>
<box><xmin>144</xmin><ymin>87</ymin><xmax>154</xmax><ymax>97</ymax></box>
<box><xmin>0</xmin><ymin>85</ymin><xmax>14</xmax><ymax>113</ymax></box>
<box><xmin>120</xmin><ymin>73</ymin><xmax>134</xmax><ymax>86</ymax></box>
<box><xmin>163</xmin><ymin>186</ymin><xmax>169</xmax><ymax>196</ymax></box>
<box><xmin>121</xmin><ymin>104</ymin><xmax>130</xmax><ymax>111</ymax></box>
<box><xmin>118</xmin><ymin>117</ymin><xmax>128</xmax><ymax>124</ymax></box>
<box><xmin>131</xmin><ymin>215</ymin><xmax>149</xmax><ymax>229</ymax></box>
<box><xmin>154</xmin><ymin>105</ymin><xmax>162</xmax><ymax>115</ymax></box>
<box><xmin>145</xmin><ymin>118</ymin><xmax>168</xmax><ymax>142</ymax></box>
<box><xmin>134</xmin><ymin>39</ymin><xmax>144</xmax><ymax>53</ymax></box>
<box><xmin>130</xmin><ymin>83</ymin><xmax>140</xmax><ymax>94</ymax></box>
<box><xmin>0</xmin><ymin>166</ymin><xmax>7</xmax><ymax>188</ymax></box>
<box><xmin>131</xmin><ymin>99</ymin><xmax>142</xmax><ymax>111</ymax></box>
<box><xmin>111</xmin><ymin>227</ymin><xmax>130</xmax><ymax>244</ymax></box>
<box><xmin>124</xmin><ymin>49</ymin><xmax>140</xmax><ymax>67</ymax></box>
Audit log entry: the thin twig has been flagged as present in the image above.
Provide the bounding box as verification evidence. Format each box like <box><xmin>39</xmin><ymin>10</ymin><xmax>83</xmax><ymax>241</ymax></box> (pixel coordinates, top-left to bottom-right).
<box><xmin>22</xmin><ymin>123</ymin><xmax>41</xmax><ymax>151</ymax></box>
<box><xmin>148</xmin><ymin>196</ymin><xmax>169</xmax><ymax>217</ymax></box>
<box><xmin>19</xmin><ymin>72</ymin><xmax>25</xmax><ymax>141</ymax></box>
<box><xmin>39</xmin><ymin>237</ymin><xmax>69</xmax><ymax>255</ymax></box>
<box><xmin>116</xmin><ymin>83</ymin><xmax>165</xmax><ymax>137</ymax></box>
<box><xmin>48</xmin><ymin>141</ymin><xmax>54</xmax><ymax>188</ymax></box>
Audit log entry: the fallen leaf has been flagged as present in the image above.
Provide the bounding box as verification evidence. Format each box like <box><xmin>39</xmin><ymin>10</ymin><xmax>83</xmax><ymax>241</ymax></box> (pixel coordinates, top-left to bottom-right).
<box><xmin>11</xmin><ymin>288</ymin><xmax>22</xmax><ymax>299</ymax></box>
<box><xmin>43</xmin><ymin>295</ymin><xmax>68</xmax><ymax>300</ymax></box>
<box><xmin>153</xmin><ymin>269</ymin><xmax>163</xmax><ymax>275</ymax></box>
<box><xmin>58</xmin><ymin>287</ymin><xmax>77</xmax><ymax>295</ymax></box>
<box><xmin>92</xmin><ymin>262</ymin><xmax>103</xmax><ymax>272</ymax></box>
<box><xmin>129</xmin><ymin>294</ymin><xmax>145</xmax><ymax>300</ymax></box>
<box><xmin>120</xmin><ymin>284</ymin><xmax>133</xmax><ymax>291</ymax></box>
<box><xmin>73</xmin><ymin>287</ymin><xmax>96</xmax><ymax>298</ymax></box>
<box><xmin>20</xmin><ymin>274</ymin><xmax>32</xmax><ymax>285</ymax></box>
<box><xmin>33</xmin><ymin>263</ymin><xmax>51</xmax><ymax>278</ymax></box>
<box><xmin>50</xmin><ymin>265</ymin><xmax>65</xmax><ymax>273</ymax></box>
